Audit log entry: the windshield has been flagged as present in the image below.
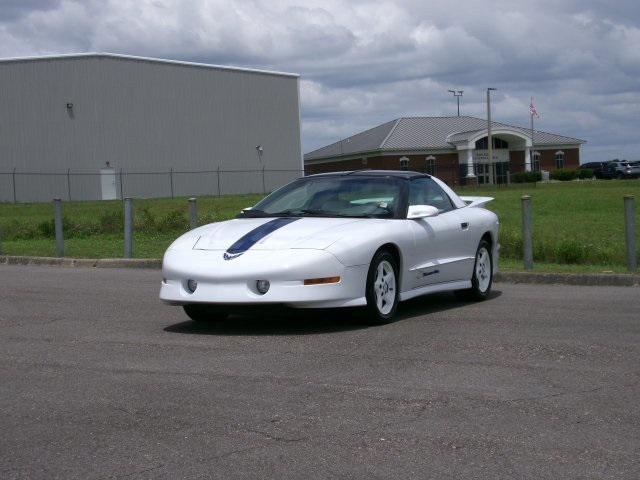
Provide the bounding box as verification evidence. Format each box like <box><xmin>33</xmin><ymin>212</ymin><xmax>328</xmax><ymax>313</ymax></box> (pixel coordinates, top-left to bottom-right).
<box><xmin>244</xmin><ymin>176</ymin><xmax>404</xmax><ymax>218</ymax></box>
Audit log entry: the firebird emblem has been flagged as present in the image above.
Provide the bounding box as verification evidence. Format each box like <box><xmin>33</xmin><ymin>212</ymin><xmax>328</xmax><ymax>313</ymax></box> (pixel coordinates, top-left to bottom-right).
<box><xmin>223</xmin><ymin>252</ymin><xmax>243</xmax><ymax>261</ymax></box>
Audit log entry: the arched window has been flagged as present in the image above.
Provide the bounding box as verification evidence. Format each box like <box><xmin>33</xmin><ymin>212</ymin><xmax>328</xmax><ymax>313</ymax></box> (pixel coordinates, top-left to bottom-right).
<box><xmin>533</xmin><ymin>151</ymin><xmax>541</xmax><ymax>172</ymax></box>
<box><xmin>555</xmin><ymin>151</ymin><xmax>565</xmax><ymax>169</ymax></box>
<box><xmin>475</xmin><ymin>137</ymin><xmax>509</xmax><ymax>149</ymax></box>
<box><xmin>425</xmin><ymin>155</ymin><xmax>436</xmax><ymax>175</ymax></box>
<box><xmin>399</xmin><ymin>156</ymin><xmax>410</xmax><ymax>170</ymax></box>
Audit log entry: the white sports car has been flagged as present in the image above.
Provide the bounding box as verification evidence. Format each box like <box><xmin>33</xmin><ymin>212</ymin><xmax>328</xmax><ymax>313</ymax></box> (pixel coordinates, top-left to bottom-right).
<box><xmin>160</xmin><ymin>170</ymin><xmax>499</xmax><ymax>323</ymax></box>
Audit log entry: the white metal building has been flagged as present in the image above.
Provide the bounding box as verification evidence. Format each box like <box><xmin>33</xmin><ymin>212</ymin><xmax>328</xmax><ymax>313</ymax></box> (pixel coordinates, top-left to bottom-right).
<box><xmin>0</xmin><ymin>53</ymin><xmax>302</xmax><ymax>202</ymax></box>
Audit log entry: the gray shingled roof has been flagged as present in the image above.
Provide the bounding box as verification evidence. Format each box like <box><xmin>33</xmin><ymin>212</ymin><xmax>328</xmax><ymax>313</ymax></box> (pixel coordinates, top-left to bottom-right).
<box><xmin>305</xmin><ymin>116</ymin><xmax>585</xmax><ymax>161</ymax></box>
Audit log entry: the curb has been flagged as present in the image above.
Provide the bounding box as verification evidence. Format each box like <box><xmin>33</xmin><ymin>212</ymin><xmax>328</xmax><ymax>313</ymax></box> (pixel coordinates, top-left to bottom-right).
<box><xmin>1</xmin><ymin>255</ymin><xmax>639</xmax><ymax>286</ymax></box>
<box><xmin>494</xmin><ymin>271</ymin><xmax>640</xmax><ymax>287</ymax></box>
<box><xmin>0</xmin><ymin>255</ymin><xmax>161</xmax><ymax>270</ymax></box>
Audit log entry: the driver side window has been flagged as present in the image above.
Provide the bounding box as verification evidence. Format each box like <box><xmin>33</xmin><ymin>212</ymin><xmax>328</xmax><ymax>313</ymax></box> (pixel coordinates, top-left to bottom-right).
<box><xmin>409</xmin><ymin>178</ymin><xmax>455</xmax><ymax>213</ymax></box>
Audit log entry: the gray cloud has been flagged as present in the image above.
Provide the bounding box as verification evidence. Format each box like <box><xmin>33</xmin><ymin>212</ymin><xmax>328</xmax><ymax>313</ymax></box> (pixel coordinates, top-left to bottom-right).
<box><xmin>0</xmin><ymin>0</ymin><xmax>638</xmax><ymax>161</ymax></box>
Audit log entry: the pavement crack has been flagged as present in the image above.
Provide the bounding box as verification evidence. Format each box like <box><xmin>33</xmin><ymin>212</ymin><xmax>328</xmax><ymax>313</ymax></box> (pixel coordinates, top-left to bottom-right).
<box><xmin>507</xmin><ymin>382</ymin><xmax>638</xmax><ymax>403</ymax></box>
<box><xmin>114</xmin><ymin>463</ymin><xmax>164</xmax><ymax>478</ymax></box>
<box><xmin>243</xmin><ymin>428</ymin><xmax>307</xmax><ymax>443</ymax></box>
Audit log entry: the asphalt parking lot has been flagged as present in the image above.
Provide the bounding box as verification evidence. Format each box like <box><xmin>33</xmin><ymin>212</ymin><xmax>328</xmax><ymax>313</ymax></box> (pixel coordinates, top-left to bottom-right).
<box><xmin>0</xmin><ymin>265</ymin><xmax>639</xmax><ymax>479</ymax></box>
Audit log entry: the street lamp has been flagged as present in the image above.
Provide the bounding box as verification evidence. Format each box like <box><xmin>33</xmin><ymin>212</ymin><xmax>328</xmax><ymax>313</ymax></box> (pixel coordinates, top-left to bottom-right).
<box><xmin>448</xmin><ymin>90</ymin><xmax>464</xmax><ymax>116</ymax></box>
<box><xmin>486</xmin><ymin>88</ymin><xmax>497</xmax><ymax>173</ymax></box>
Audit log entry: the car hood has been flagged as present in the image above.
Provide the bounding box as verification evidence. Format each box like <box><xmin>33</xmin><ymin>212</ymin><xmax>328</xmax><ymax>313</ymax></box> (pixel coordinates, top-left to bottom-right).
<box><xmin>192</xmin><ymin>217</ymin><xmax>368</xmax><ymax>252</ymax></box>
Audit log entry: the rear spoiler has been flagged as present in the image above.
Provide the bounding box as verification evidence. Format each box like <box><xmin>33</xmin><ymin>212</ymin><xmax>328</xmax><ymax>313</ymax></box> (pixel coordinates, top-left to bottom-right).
<box><xmin>459</xmin><ymin>196</ymin><xmax>494</xmax><ymax>208</ymax></box>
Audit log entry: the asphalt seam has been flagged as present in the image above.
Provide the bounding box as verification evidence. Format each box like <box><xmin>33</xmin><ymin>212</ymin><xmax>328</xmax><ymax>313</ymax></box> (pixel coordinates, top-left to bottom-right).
<box><xmin>1</xmin><ymin>255</ymin><xmax>639</xmax><ymax>286</ymax></box>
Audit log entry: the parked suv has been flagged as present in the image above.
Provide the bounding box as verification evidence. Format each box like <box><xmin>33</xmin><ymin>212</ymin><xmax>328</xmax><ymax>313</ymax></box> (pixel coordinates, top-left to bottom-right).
<box><xmin>600</xmin><ymin>161</ymin><xmax>640</xmax><ymax>179</ymax></box>
<box><xmin>579</xmin><ymin>161</ymin><xmax>609</xmax><ymax>179</ymax></box>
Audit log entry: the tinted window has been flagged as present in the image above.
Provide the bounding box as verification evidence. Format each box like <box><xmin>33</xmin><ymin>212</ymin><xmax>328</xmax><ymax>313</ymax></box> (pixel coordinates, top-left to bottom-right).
<box><xmin>409</xmin><ymin>178</ymin><xmax>455</xmax><ymax>213</ymax></box>
<box><xmin>250</xmin><ymin>176</ymin><xmax>403</xmax><ymax>218</ymax></box>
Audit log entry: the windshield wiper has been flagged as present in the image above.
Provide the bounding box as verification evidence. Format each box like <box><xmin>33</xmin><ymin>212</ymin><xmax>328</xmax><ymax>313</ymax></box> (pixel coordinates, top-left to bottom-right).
<box><xmin>273</xmin><ymin>209</ymin><xmax>379</xmax><ymax>218</ymax></box>
<box><xmin>238</xmin><ymin>208</ymin><xmax>268</xmax><ymax>217</ymax></box>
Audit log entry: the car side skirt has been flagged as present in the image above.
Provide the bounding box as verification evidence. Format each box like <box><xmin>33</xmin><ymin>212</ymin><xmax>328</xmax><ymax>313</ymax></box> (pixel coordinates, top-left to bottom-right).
<box><xmin>399</xmin><ymin>280</ymin><xmax>472</xmax><ymax>302</ymax></box>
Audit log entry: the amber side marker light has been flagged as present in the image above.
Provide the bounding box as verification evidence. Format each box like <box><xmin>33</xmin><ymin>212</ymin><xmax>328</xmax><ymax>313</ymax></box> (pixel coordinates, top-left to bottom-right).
<box><xmin>303</xmin><ymin>276</ymin><xmax>341</xmax><ymax>285</ymax></box>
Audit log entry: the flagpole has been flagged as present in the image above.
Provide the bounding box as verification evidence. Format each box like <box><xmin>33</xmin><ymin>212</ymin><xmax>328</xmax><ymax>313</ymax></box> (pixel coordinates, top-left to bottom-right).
<box><xmin>530</xmin><ymin>97</ymin><xmax>535</xmax><ymax>172</ymax></box>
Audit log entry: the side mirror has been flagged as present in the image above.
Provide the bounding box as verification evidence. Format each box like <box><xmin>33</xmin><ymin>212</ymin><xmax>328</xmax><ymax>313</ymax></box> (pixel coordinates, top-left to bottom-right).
<box><xmin>407</xmin><ymin>205</ymin><xmax>439</xmax><ymax>219</ymax></box>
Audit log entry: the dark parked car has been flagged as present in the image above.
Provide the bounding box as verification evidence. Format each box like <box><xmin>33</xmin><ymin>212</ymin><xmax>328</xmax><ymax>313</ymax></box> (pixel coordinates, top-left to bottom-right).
<box><xmin>579</xmin><ymin>161</ymin><xmax>609</xmax><ymax>179</ymax></box>
<box><xmin>600</xmin><ymin>161</ymin><xmax>640</xmax><ymax>179</ymax></box>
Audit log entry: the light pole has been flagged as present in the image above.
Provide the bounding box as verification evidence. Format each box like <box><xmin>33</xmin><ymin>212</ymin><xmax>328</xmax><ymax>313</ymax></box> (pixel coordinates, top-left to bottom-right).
<box><xmin>448</xmin><ymin>90</ymin><xmax>464</xmax><ymax>116</ymax></box>
<box><xmin>486</xmin><ymin>88</ymin><xmax>497</xmax><ymax>183</ymax></box>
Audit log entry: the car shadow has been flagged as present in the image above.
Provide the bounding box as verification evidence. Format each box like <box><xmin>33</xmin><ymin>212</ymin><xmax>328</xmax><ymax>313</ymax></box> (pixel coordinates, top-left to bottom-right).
<box><xmin>163</xmin><ymin>290</ymin><xmax>502</xmax><ymax>336</ymax></box>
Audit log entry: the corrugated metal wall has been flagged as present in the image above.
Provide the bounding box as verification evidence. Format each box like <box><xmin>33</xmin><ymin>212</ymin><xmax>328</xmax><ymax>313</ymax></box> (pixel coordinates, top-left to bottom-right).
<box><xmin>0</xmin><ymin>55</ymin><xmax>302</xmax><ymax>202</ymax></box>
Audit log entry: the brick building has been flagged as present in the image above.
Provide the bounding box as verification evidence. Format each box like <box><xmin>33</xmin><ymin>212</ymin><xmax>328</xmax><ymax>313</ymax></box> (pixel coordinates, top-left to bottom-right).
<box><xmin>304</xmin><ymin>116</ymin><xmax>585</xmax><ymax>186</ymax></box>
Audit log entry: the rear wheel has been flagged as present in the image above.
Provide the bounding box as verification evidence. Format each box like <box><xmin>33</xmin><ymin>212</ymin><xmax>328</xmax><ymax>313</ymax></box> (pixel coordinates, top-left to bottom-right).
<box><xmin>183</xmin><ymin>304</ymin><xmax>228</xmax><ymax>323</ymax></box>
<box><xmin>456</xmin><ymin>239</ymin><xmax>493</xmax><ymax>301</ymax></box>
<box><xmin>364</xmin><ymin>250</ymin><xmax>399</xmax><ymax>324</ymax></box>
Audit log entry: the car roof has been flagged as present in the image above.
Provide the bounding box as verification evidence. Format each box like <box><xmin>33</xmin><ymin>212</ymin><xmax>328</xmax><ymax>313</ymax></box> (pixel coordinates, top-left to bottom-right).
<box><xmin>306</xmin><ymin>169</ymin><xmax>430</xmax><ymax>180</ymax></box>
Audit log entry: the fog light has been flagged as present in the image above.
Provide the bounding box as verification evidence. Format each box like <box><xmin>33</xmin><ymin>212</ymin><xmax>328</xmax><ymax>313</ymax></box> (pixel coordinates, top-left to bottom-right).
<box><xmin>256</xmin><ymin>280</ymin><xmax>270</xmax><ymax>294</ymax></box>
<box><xmin>187</xmin><ymin>279</ymin><xmax>198</xmax><ymax>293</ymax></box>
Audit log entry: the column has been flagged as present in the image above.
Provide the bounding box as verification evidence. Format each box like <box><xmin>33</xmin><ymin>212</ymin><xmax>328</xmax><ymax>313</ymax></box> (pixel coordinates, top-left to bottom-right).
<box><xmin>465</xmin><ymin>149</ymin><xmax>475</xmax><ymax>177</ymax></box>
<box><xmin>524</xmin><ymin>146</ymin><xmax>532</xmax><ymax>172</ymax></box>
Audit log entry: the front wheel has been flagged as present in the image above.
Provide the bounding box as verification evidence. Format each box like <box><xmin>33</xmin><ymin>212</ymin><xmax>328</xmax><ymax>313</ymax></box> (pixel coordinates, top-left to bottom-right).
<box><xmin>364</xmin><ymin>250</ymin><xmax>399</xmax><ymax>324</ymax></box>
<box><xmin>456</xmin><ymin>239</ymin><xmax>493</xmax><ymax>301</ymax></box>
<box><xmin>183</xmin><ymin>304</ymin><xmax>228</xmax><ymax>323</ymax></box>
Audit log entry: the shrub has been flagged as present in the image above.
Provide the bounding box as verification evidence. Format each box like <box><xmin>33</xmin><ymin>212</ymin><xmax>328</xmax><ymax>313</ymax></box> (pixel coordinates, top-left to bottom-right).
<box><xmin>3</xmin><ymin>219</ymin><xmax>39</xmax><ymax>240</ymax></box>
<box><xmin>550</xmin><ymin>169</ymin><xmax>578</xmax><ymax>181</ymax></box>
<box><xmin>136</xmin><ymin>207</ymin><xmax>158</xmax><ymax>233</ymax></box>
<box><xmin>37</xmin><ymin>218</ymin><xmax>57</xmax><ymax>238</ymax></box>
<box><xmin>512</xmin><ymin>171</ymin><xmax>542</xmax><ymax>183</ymax></box>
<box><xmin>498</xmin><ymin>228</ymin><xmax>522</xmax><ymax>259</ymax></box>
<box><xmin>555</xmin><ymin>239</ymin><xmax>586</xmax><ymax>264</ymax></box>
<box><xmin>578</xmin><ymin>168</ymin><xmax>594</xmax><ymax>179</ymax></box>
<box><xmin>157</xmin><ymin>209</ymin><xmax>187</xmax><ymax>231</ymax></box>
<box><xmin>99</xmin><ymin>210</ymin><xmax>123</xmax><ymax>233</ymax></box>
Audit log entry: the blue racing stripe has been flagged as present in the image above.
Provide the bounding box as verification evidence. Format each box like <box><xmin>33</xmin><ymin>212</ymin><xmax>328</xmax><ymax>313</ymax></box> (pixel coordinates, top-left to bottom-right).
<box><xmin>224</xmin><ymin>217</ymin><xmax>301</xmax><ymax>258</ymax></box>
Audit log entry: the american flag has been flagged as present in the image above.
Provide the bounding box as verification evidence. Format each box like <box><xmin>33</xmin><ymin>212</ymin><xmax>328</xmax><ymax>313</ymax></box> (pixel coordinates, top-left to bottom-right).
<box><xmin>529</xmin><ymin>97</ymin><xmax>540</xmax><ymax>118</ymax></box>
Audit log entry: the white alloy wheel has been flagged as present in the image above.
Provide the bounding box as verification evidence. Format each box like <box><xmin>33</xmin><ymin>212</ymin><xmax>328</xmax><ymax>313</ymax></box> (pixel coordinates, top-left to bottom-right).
<box><xmin>374</xmin><ymin>260</ymin><xmax>396</xmax><ymax>315</ymax></box>
<box><xmin>456</xmin><ymin>238</ymin><xmax>493</xmax><ymax>301</ymax></box>
<box><xmin>365</xmin><ymin>251</ymin><xmax>399</xmax><ymax>323</ymax></box>
<box><xmin>475</xmin><ymin>246</ymin><xmax>491</xmax><ymax>293</ymax></box>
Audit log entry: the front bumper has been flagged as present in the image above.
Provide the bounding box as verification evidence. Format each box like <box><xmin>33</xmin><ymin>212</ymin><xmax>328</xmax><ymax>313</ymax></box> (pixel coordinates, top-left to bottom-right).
<box><xmin>159</xmin><ymin>248</ymin><xmax>368</xmax><ymax>308</ymax></box>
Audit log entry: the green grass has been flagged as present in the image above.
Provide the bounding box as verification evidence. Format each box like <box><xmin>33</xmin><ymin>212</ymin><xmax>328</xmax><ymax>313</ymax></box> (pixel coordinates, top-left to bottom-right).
<box><xmin>1</xmin><ymin>180</ymin><xmax>639</xmax><ymax>272</ymax></box>
<box><xmin>458</xmin><ymin>180</ymin><xmax>639</xmax><ymax>267</ymax></box>
<box><xmin>498</xmin><ymin>258</ymin><xmax>633</xmax><ymax>274</ymax></box>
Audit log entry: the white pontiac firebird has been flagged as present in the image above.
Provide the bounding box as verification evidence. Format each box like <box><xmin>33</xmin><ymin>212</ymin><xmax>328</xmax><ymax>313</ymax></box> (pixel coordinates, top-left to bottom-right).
<box><xmin>160</xmin><ymin>170</ymin><xmax>499</xmax><ymax>323</ymax></box>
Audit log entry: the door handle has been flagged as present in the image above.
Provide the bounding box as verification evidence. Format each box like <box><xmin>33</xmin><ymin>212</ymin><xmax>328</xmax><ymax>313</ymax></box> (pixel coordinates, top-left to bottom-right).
<box><xmin>461</xmin><ymin>222</ymin><xmax>469</xmax><ymax>230</ymax></box>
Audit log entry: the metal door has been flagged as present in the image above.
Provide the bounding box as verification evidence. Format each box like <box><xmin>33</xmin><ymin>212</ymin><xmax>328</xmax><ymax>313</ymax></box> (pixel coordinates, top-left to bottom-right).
<box><xmin>100</xmin><ymin>168</ymin><xmax>117</xmax><ymax>200</ymax></box>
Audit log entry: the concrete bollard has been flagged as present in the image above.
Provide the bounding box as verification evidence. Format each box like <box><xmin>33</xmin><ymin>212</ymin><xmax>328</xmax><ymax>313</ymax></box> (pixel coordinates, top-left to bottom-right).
<box><xmin>624</xmin><ymin>195</ymin><xmax>637</xmax><ymax>271</ymax></box>
<box><xmin>188</xmin><ymin>197</ymin><xmax>198</xmax><ymax>230</ymax></box>
<box><xmin>53</xmin><ymin>198</ymin><xmax>64</xmax><ymax>258</ymax></box>
<box><xmin>521</xmin><ymin>195</ymin><xmax>533</xmax><ymax>270</ymax></box>
<box><xmin>124</xmin><ymin>197</ymin><xmax>133</xmax><ymax>258</ymax></box>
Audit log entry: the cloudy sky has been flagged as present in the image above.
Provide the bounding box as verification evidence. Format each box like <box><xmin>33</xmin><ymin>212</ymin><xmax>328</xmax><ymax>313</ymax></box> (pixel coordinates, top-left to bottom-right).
<box><xmin>1</xmin><ymin>0</ymin><xmax>639</xmax><ymax>161</ymax></box>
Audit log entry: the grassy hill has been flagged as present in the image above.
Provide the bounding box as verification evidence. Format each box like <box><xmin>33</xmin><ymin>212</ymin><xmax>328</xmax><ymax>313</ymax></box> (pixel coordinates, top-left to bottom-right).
<box><xmin>1</xmin><ymin>180</ymin><xmax>638</xmax><ymax>271</ymax></box>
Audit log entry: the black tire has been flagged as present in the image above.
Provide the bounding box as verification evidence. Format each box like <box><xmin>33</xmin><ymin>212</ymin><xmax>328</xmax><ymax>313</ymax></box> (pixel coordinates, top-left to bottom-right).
<box><xmin>183</xmin><ymin>304</ymin><xmax>228</xmax><ymax>323</ymax></box>
<box><xmin>455</xmin><ymin>239</ymin><xmax>493</xmax><ymax>301</ymax></box>
<box><xmin>616</xmin><ymin>172</ymin><xmax>624</xmax><ymax>180</ymax></box>
<box><xmin>363</xmin><ymin>250</ymin><xmax>400</xmax><ymax>324</ymax></box>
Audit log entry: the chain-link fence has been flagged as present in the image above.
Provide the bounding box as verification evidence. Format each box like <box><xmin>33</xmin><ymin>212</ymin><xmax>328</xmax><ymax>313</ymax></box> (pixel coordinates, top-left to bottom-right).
<box><xmin>0</xmin><ymin>167</ymin><xmax>305</xmax><ymax>203</ymax></box>
<box><xmin>1</xmin><ymin>162</ymin><xmax>594</xmax><ymax>203</ymax></box>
